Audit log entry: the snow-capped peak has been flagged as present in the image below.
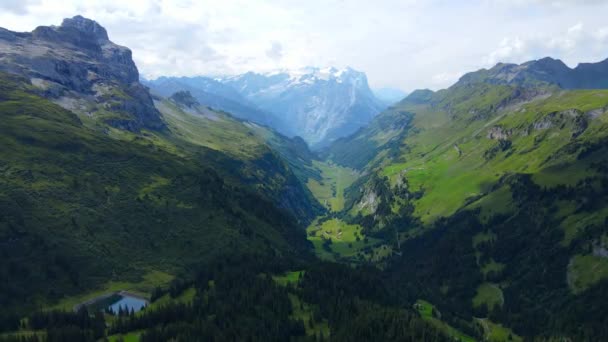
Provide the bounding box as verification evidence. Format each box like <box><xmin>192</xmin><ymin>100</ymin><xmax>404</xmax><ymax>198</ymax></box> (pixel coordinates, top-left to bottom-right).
<box><xmin>269</xmin><ymin>66</ymin><xmax>357</xmax><ymax>82</ymax></box>
<box><xmin>216</xmin><ymin>66</ymin><xmax>383</xmax><ymax>147</ymax></box>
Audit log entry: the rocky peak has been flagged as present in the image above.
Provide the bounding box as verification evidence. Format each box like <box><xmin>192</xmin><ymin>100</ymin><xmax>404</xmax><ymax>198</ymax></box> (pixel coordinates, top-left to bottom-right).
<box><xmin>528</xmin><ymin>57</ymin><xmax>569</xmax><ymax>70</ymax></box>
<box><xmin>60</xmin><ymin>15</ymin><xmax>109</xmax><ymax>42</ymax></box>
<box><xmin>0</xmin><ymin>16</ymin><xmax>163</xmax><ymax>131</ymax></box>
<box><xmin>218</xmin><ymin>66</ymin><xmax>384</xmax><ymax>147</ymax></box>
<box><xmin>455</xmin><ymin>56</ymin><xmax>608</xmax><ymax>90</ymax></box>
<box><xmin>170</xmin><ymin>90</ymin><xmax>199</xmax><ymax>108</ymax></box>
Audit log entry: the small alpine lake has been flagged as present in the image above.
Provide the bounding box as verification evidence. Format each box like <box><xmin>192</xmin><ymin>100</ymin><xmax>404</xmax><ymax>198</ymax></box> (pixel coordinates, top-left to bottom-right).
<box><xmin>109</xmin><ymin>293</ymin><xmax>148</xmax><ymax>313</ymax></box>
<box><xmin>76</xmin><ymin>291</ymin><xmax>149</xmax><ymax>314</ymax></box>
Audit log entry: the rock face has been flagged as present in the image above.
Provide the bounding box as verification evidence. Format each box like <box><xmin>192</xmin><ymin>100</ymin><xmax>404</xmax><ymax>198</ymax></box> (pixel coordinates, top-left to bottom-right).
<box><xmin>169</xmin><ymin>90</ymin><xmax>200</xmax><ymax>108</ymax></box>
<box><xmin>487</xmin><ymin>126</ymin><xmax>512</xmax><ymax>140</ymax></box>
<box><xmin>456</xmin><ymin>57</ymin><xmax>608</xmax><ymax>89</ymax></box>
<box><xmin>218</xmin><ymin>67</ymin><xmax>385</xmax><ymax>148</ymax></box>
<box><xmin>0</xmin><ymin>15</ymin><xmax>164</xmax><ymax>131</ymax></box>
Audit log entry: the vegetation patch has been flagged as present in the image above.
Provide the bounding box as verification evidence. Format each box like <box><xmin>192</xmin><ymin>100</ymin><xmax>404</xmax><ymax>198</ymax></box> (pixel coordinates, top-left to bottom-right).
<box><xmin>306</xmin><ymin>218</ymin><xmax>381</xmax><ymax>261</ymax></box>
<box><xmin>272</xmin><ymin>271</ymin><xmax>305</xmax><ymax>287</ymax></box>
<box><xmin>414</xmin><ymin>300</ymin><xmax>476</xmax><ymax>342</ymax></box>
<box><xmin>472</xmin><ymin>283</ymin><xmax>504</xmax><ymax>311</ymax></box>
<box><xmin>475</xmin><ymin>318</ymin><xmax>522</xmax><ymax>342</ymax></box>
<box><xmin>568</xmin><ymin>254</ymin><xmax>608</xmax><ymax>294</ymax></box>
<box><xmin>306</xmin><ymin>160</ymin><xmax>358</xmax><ymax>211</ymax></box>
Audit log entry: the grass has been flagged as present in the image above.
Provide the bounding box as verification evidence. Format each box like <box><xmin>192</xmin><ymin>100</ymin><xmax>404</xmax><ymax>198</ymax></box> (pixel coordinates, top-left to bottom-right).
<box><xmin>108</xmin><ymin>331</ymin><xmax>141</xmax><ymax>342</ymax></box>
<box><xmin>306</xmin><ymin>218</ymin><xmax>381</xmax><ymax>261</ymax></box>
<box><xmin>472</xmin><ymin>283</ymin><xmax>504</xmax><ymax>311</ymax></box>
<box><xmin>359</xmin><ymin>86</ymin><xmax>608</xmax><ymax>226</ymax></box>
<box><xmin>157</xmin><ymin>100</ymin><xmax>266</xmax><ymax>160</ymax></box>
<box><xmin>476</xmin><ymin>318</ymin><xmax>522</xmax><ymax>342</ymax></box>
<box><xmin>272</xmin><ymin>271</ymin><xmax>304</xmax><ymax>286</ymax></box>
<box><xmin>466</xmin><ymin>186</ymin><xmax>514</xmax><ymax>223</ymax></box>
<box><xmin>414</xmin><ymin>300</ymin><xmax>476</xmax><ymax>342</ymax></box>
<box><xmin>559</xmin><ymin>205</ymin><xmax>608</xmax><ymax>246</ymax></box>
<box><xmin>288</xmin><ymin>294</ymin><xmax>330</xmax><ymax>338</ymax></box>
<box><xmin>567</xmin><ymin>254</ymin><xmax>608</xmax><ymax>294</ymax></box>
<box><xmin>147</xmin><ymin>287</ymin><xmax>196</xmax><ymax>311</ymax></box>
<box><xmin>481</xmin><ymin>260</ymin><xmax>505</xmax><ymax>277</ymax></box>
<box><xmin>472</xmin><ymin>231</ymin><xmax>497</xmax><ymax>248</ymax></box>
<box><xmin>307</xmin><ymin>160</ymin><xmax>358</xmax><ymax>211</ymax></box>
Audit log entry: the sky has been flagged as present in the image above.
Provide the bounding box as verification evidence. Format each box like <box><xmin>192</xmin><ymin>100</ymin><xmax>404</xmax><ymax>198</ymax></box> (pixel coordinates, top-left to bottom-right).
<box><xmin>2</xmin><ymin>0</ymin><xmax>608</xmax><ymax>92</ymax></box>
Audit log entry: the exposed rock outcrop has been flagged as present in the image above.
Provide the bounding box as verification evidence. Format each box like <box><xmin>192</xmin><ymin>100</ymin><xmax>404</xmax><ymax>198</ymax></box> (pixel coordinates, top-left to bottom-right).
<box><xmin>0</xmin><ymin>15</ymin><xmax>164</xmax><ymax>131</ymax></box>
<box><xmin>487</xmin><ymin>126</ymin><xmax>512</xmax><ymax>140</ymax></box>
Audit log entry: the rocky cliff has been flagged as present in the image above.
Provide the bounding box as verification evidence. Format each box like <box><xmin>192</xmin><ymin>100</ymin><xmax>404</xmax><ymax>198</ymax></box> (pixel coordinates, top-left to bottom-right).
<box><xmin>0</xmin><ymin>15</ymin><xmax>164</xmax><ymax>131</ymax></box>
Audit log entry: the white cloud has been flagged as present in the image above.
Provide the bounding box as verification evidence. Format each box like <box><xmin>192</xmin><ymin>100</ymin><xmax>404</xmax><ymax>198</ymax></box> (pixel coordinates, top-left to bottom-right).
<box><xmin>1</xmin><ymin>0</ymin><xmax>608</xmax><ymax>91</ymax></box>
<box><xmin>0</xmin><ymin>0</ymin><xmax>39</xmax><ymax>15</ymax></box>
<box><xmin>266</xmin><ymin>41</ymin><xmax>283</xmax><ymax>61</ymax></box>
<box><xmin>484</xmin><ymin>22</ymin><xmax>608</xmax><ymax>68</ymax></box>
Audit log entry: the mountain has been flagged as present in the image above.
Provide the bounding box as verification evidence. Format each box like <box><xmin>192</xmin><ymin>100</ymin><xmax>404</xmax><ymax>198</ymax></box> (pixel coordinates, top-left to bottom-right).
<box><xmin>3</xmin><ymin>14</ymin><xmax>608</xmax><ymax>342</ymax></box>
<box><xmin>0</xmin><ymin>16</ymin><xmax>324</xmax><ymax>322</ymax></box>
<box><xmin>0</xmin><ymin>71</ymin><xmax>314</xmax><ymax>318</ymax></box>
<box><xmin>0</xmin><ymin>15</ymin><xmax>447</xmax><ymax>339</ymax></box>
<box><xmin>322</xmin><ymin>57</ymin><xmax>608</xmax><ymax>340</ymax></box>
<box><xmin>0</xmin><ymin>15</ymin><xmax>163</xmax><ymax>131</ymax></box>
<box><xmin>218</xmin><ymin>67</ymin><xmax>386</xmax><ymax>148</ymax></box>
<box><xmin>457</xmin><ymin>56</ymin><xmax>608</xmax><ymax>89</ymax></box>
<box><xmin>142</xmin><ymin>76</ymin><xmax>275</xmax><ymax>126</ymax></box>
<box><xmin>373</xmin><ymin>87</ymin><xmax>408</xmax><ymax>105</ymax></box>
<box><xmin>154</xmin><ymin>90</ymin><xmax>324</xmax><ymax>222</ymax></box>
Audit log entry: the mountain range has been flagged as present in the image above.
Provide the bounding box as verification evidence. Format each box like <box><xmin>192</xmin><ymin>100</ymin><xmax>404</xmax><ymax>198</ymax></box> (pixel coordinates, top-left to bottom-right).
<box><xmin>146</xmin><ymin>66</ymin><xmax>386</xmax><ymax>148</ymax></box>
<box><xmin>457</xmin><ymin>56</ymin><xmax>608</xmax><ymax>89</ymax></box>
<box><xmin>0</xmin><ymin>15</ymin><xmax>607</xmax><ymax>342</ymax></box>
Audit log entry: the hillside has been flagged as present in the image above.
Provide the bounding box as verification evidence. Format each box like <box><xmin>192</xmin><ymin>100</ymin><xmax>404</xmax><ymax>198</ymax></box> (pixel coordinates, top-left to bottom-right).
<box><xmin>322</xmin><ymin>58</ymin><xmax>608</xmax><ymax>340</ymax></box>
<box><xmin>154</xmin><ymin>90</ymin><xmax>324</xmax><ymax>222</ymax></box>
<box><xmin>0</xmin><ymin>72</ymin><xmax>450</xmax><ymax>342</ymax></box>
<box><xmin>0</xmin><ymin>16</ymin><xmax>326</xmax><ymax>323</ymax></box>
<box><xmin>0</xmin><ymin>73</ymin><xmax>311</xmax><ymax>319</ymax></box>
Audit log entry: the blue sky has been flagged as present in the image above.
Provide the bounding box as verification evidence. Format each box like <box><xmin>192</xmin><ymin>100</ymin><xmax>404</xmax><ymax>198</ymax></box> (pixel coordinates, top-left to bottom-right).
<box><xmin>1</xmin><ymin>0</ymin><xmax>608</xmax><ymax>91</ymax></box>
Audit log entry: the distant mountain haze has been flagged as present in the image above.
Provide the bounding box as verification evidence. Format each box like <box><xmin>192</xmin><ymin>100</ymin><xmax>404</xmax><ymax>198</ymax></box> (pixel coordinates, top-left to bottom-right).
<box><xmin>373</xmin><ymin>87</ymin><xmax>408</xmax><ymax>106</ymax></box>
<box><xmin>143</xmin><ymin>76</ymin><xmax>275</xmax><ymax>126</ymax></box>
<box><xmin>150</xmin><ymin>67</ymin><xmax>386</xmax><ymax>149</ymax></box>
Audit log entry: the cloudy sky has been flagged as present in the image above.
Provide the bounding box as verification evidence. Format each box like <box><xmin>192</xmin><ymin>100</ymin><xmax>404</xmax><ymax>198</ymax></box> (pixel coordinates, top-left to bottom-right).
<box><xmin>2</xmin><ymin>0</ymin><xmax>608</xmax><ymax>91</ymax></box>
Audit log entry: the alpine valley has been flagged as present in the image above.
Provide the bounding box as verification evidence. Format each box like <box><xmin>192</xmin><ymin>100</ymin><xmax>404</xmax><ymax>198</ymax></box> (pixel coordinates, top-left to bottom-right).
<box><xmin>0</xmin><ymin>15</ymin><xmax>607</xmax><ymax>342</ymax></box>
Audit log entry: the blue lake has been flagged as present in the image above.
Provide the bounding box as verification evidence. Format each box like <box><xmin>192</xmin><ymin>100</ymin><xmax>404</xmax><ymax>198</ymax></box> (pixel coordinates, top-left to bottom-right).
<box><xmin>109</xmin><ymin>294</ymin><xmax>148</xmax><ymax>313</ymax></box>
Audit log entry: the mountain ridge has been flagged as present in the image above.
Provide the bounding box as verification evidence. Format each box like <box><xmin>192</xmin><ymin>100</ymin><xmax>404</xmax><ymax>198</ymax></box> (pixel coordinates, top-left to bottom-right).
<box><xmin>320</xmin><ymin>55</ymin><xmax>608</xmax><ymax>340</ymax></box>
<box><xmin>155</xmin><ymin>66</ymin><xmax>386</xmax><ymax>148</ymax></box>
<box><xmin>457</xmin><ymin>56</ymin><xmax>608</xmax><ymax>89</ymax></box>
<box><xmin>0</xmin><ymin>15</ymin><xmax>164</xmax><ymax>132</ymax></box>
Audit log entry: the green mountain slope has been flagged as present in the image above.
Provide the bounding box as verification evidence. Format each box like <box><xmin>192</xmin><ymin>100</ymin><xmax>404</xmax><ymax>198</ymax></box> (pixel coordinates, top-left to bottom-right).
<box><xmin>153</xmin><ymin>91</ymin><xmax>323</xmax><ymax>224</ymax></box>
<box><xmin>0</xmin><ymin>77</ymin><xmax>456</xmax><ymax>342</ymax></box>
<box><xmin>0</xmin><ymin>73</ymin><xmax>310</xmax><ymax>319</ymax></box>
<box><xmin>323</xmin><ymin>62</ymin><xmax>608</xmax><ymax>340</ymax></box>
